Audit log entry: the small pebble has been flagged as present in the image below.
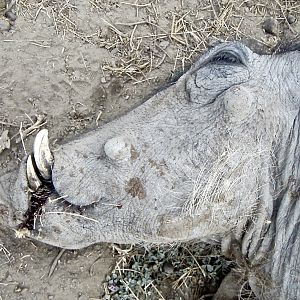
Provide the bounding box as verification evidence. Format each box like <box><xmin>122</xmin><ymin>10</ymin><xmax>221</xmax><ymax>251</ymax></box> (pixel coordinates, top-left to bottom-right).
<box><xmin>0</xmin><ymin>0</ymin><xmax>5</xmax><ymax>11</ymax></box>
<box><xmin>220</xmin><ymin>0</ymin><xmax>229</xmax><ymax>5</ymax></box>
<box><xmin>262</xmin><ymin>17</ymin><xmax>279</xmax><ymax>36</ymax></box>
<box><xmin>5</xmin><ymin>11</ymin><xmax>17</xmax><ymax>22</ymax></box>
<box><xmin>244</xmin><ymin>0</ymin><xmax>254</xmax><ymax>8</ymax></box>
<box><xmin>287</xmin><ymin>14</ymin><xmax>296</xmax><ymax>24</ymax></box>
<box><xmin>159</xmin><ymin>40</ymin><xmax>169</xmax><ymax>49</ymax></box>
<box><xmin>207</xmin><ymin>37</ymin><xmax>221</xmax><ymax>47</ymax></box>
<box><xmin>7</xmin><ymin>274</ymin><xmax>13</xmax><ymax>281</ymax></box>
<box><xmin>162</xmin><ymin>262</ymin><xmax>174</xmax><ymax>274</ymax></box>
<box><xmin>14</xmin><ymin>285</ymin><xmax>24</xmax><ymax>293</ymax></box>
<box><xmin>100</xmin><ymin>77</ymin><xmax>107</xmax><ymax>83</ymax></box>
<box><xmin>0</xmin><ymin>18</ymin><xmax>10</xmax><ymax>31</ymax></box>
<box><xmin>0</xmin><ymin>129</ymin><xmax>10</xmax><ymax>153</ymax></box>
<box><xmin>70</xmin><ymin>105</ymin><xmax>89</xmax><ymax>119</ymax></box>
<box><xmin>76</xmin><ymin>106</ymin><xmax>89</xmax><ymax>117</ymax></box>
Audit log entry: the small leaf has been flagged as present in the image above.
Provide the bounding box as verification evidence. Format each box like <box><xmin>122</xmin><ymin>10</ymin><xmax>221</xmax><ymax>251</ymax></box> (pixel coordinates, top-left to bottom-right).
<box><xmin>206</xmin><ymin>264</ymin><xmax>214</xmax><ymax>272</ymax></box>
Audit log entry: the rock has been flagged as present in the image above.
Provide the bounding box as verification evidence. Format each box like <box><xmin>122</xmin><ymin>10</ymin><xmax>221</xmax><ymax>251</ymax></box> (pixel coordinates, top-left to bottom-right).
<box><xmin>159</xmin><ymin>40</ymin><xmax>170</xmax><ymax>49</ymax></box>
<box><xmin>262</xmin><ymin>17</ymin><xmax>279</xmax><ymax>36</ymax></box>
<box><xmin>207</xmin><ymin>37</ymin><xmax>222</xmax><ymax>47</ymax></box>
<box><xmin>244</xmin><ymin>0</ymin><xmax>254</xmax><ymax>8</ymax></box>
<box><xmin>0</xmin><ymin>130</ymin><xmax>10</xmax><ymax>154</ymax></box>
<box><xmin>162</xmin><ymin>262</ymin><xmax>174</xmax><ymax>274</ymax></box>
<box><xmin>0</xmin><ymin>0</ymin><xmax>5</xmax><ymax>12</ymax></box>
<box><xmin>5</xmin><ymin>11</ymin><xmax>17</xmax><ymax>22</ymax></box>
<box><xmin>0</xmin><ymin>18</ymin><xmax>10</xmax><ymax>32</ymax></box>
<box><xmin>287</xmin><ymin>14</ymin><xmax>296</xmax><ymax>24</ymax></box>
<box><xmin>213</xmin><ymin>270</ymin><xmax>243</xmax><ymax>300</ymax></box>
<box><xmin>14</xmin><ymin>285</ymin><xmax>24</xmax><ymax>293</ymax></box>
<box><xmin>69</xmin><ymin>105</ymin><xmax>90</xmax><ymax>119</ymax></box>
<box><xmin>75</xmin><ymin>105</ymin><xmax>89</xmax><ymax>117</ymax></box>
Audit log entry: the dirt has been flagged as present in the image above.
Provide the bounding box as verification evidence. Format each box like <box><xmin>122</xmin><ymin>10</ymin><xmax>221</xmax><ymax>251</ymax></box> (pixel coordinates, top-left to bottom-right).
<box><xmin>0</xmin><ymin>0</ymin><xmax>299</xmax><ymax>299</ymax></box>
<box><xmin>125</xmin><ymin>177</ymin><xmax>146</xmax><ymax>199</ymax></box>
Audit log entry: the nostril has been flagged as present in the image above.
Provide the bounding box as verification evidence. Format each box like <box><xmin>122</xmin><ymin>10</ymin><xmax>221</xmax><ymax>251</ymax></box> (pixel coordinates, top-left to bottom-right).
<box><xmin>104</xmin><ymin>136</ymin><xmax>132</xmax><ymax>161</ymax></box>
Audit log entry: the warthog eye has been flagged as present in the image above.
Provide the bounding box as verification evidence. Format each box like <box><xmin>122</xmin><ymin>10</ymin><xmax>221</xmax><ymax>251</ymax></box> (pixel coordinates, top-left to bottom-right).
<box><xmin>210</xmin><ymin>51</ymin><xmax>242</xmax><ymax>65</ymax></box>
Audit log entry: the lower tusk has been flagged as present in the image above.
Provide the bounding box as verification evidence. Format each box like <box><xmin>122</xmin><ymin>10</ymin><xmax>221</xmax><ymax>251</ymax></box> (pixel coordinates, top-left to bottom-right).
<box><xmin>26</xmin><ymin>154</ymin><xmax>42</xmax><ymax>190</ymax></box>
<box><xmin>33</xmin><ymin>129</ymin><xmax>53</xmax><ymax>180</ymax></box>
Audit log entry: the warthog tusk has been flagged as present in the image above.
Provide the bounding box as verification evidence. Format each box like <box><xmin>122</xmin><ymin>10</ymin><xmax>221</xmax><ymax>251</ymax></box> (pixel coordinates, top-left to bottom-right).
<box><xmin>33</xmin><ymin>129</ymin><xmax>53</xmax><ymax>180</ymax></box>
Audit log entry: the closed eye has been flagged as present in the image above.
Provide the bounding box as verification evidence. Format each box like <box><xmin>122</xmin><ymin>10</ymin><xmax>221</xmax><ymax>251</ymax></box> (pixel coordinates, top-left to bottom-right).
<box><xmin>210</xmin><ymin>51</ymin><xmax>242</xmax><ymax>65</ymax></box>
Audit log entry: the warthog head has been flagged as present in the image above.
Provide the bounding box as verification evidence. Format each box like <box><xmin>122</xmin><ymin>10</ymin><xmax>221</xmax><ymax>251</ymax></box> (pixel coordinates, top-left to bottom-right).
<box><xmin>0</xmin><ymin>41</ymin><xmax>299</xmax><ymax>298</ymax></box>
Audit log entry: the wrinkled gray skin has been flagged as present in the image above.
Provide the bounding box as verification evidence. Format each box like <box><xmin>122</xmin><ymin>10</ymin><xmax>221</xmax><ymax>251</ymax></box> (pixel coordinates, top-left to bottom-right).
<box><xmin>0</xmin><ymin>42</ymin><xmax>300</xmax><ymax>299</ymax></box>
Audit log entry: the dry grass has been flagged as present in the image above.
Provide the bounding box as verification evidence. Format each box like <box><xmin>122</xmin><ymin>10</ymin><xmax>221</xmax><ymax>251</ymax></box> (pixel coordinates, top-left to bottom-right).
<box><xmin>0</xmin><ymin>243</ymin><xmax>14</xmax><ymax>267</ymax></box>
<box><xmin>15</xmin><ymin>0</ymin><xmax>300</xmax><ymax>84</ymax></box>
<box><xmin>103</xmin><ymin>242</ymin><xmax>233</xmax><ymax>299</ymax></box>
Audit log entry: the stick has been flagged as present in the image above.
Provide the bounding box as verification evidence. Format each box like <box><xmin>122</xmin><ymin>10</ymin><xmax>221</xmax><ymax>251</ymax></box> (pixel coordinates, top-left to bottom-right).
<box><xmin>48</xmin><ymin>249</ymin><xmax>66</xmax><ymax>277</ymax></box>
<box><xmin>15</xmin><ymin>115</ymin><xmax>46</xmax><ymax>143</ymax></box>
<box><xmin>0</xmin><ymin>120</ymin><xmax>18</xmax><ymax>127</ymax></box>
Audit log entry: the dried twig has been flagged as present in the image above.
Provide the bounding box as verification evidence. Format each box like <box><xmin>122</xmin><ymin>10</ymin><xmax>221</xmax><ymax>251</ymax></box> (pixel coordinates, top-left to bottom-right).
<box><xmin>0</xmin><ymin>120</ymin><xmax>18</xmax><ymax>127</ymax></box>
<box><xmin>15</xmin><ymin>115</ymin><xmax>46</xmax><ymax>143</ymax></box>
<box><xmin>101</xmin><ymin>18</ymin><xmax>127</xmax><ymax>37</ymax></box>
<box><xmin>48</xmin><ymin>249</ymin><xmax>66</xmax><ymax>277</ymax></box>
<box><xmin>121</xmin><ymin>2</ymin><xmax>152</xmax><ymax>8</ymax></box>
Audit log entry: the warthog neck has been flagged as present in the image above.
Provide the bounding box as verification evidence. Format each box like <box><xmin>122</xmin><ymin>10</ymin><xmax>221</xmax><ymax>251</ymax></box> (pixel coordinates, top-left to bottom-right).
<box><xmin>246</xmin><ymin>190</ymin><xmax>300</xmax><ymax>300</ymax></box>
<box><xmin>223</xmin><ymin>112</ymin><xmax>300</xmax><ymax>299</ymax></box>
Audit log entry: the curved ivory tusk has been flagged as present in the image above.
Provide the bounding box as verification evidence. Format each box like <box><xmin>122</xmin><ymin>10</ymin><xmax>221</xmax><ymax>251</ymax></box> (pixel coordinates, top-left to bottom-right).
<box><xmin>33</xmin><ymin>129</ymin><xmax>53</xmax><ymax>180</ymax></box>
<box><xmin>26</xmin><ymin>154</ymin><xmax>42</xmax><ymax>190</ymax></box>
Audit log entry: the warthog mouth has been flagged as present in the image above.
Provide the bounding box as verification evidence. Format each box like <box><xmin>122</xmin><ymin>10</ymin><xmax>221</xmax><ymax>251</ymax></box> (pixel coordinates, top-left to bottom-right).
<box><xmin>18</xmin><ymin>129</ymin><xmax>56</xmax><ymax>231</ymax></box>
<box><xmin>19</xmin><ymin>129</ymin><xmax>93</xmax><ymax>231</ymax></box>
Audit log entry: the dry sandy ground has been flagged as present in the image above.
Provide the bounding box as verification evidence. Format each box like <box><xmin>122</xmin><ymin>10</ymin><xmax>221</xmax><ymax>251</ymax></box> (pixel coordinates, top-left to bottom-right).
<box><xmin>0</xmin><ymin>0</ymin><xmax>299</xmax><ymax>299</ymax></box>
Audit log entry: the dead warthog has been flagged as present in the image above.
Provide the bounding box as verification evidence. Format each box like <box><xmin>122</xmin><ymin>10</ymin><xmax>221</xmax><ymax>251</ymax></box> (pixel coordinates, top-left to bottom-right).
<box><xmin>0</xmin><ymin>41</ymin><xmax>299</xmax><ymax>299</ymax></box>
